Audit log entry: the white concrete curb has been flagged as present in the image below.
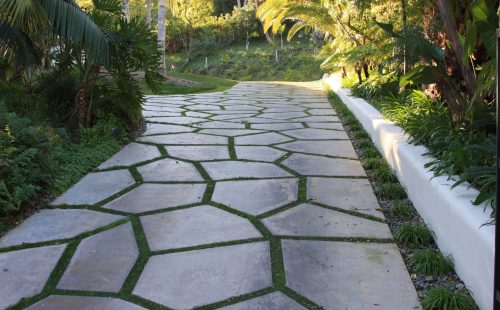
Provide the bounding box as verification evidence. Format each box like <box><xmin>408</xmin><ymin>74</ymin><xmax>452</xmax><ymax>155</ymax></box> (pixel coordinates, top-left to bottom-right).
<box><xmin>323</xmin><ymin>76</ymin><xmax>494</xmax><ymax>310</ymax></box>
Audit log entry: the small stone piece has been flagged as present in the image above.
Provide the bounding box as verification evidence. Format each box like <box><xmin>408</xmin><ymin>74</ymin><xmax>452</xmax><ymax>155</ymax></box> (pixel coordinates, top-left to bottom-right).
<box><xmin>282</xmin><ymin>240</ymin><xmax>420</xmax><ymax>309</ymax></box>
<box><xmin>57</xmin><ymin>222</ymin><xmax>138</xmax><ymax>292</ymax></box>
<box><xmin>235</xmin><ymin>132</ymin><xmax>293</xmax><ymax>145</ymax></box>
<box><xmin>137</xmin><ymin>158</ymin><xmax>203</xmax><ymax>182</ymax></box>
<box><xmin>166</xmin><ymin>146</ymin><xmax>230</xmax><ymax>161</ymax></box>
<box><xmin>0</xmin><ymin>209</ymin><xmax>123</xmax><ymax>247</ymax></box>
<box><xmin>282</xmin><ymin>154</ymin><xmax>365</xmax><ymax>177</ymax></box>
<box><xmin>307</xmin><ymin>177</ymin><xmax>383</xmax><ymax>218</ymax></box>
<box><xmin>202</xmin><ymin>161</ymin><xmax>292</xmax><ymax>180</ymax></box>
<box><xmin>51</xmin><ymin>170</ymin><xmax>135</xmax><ymax>205</ymax></box>
<box><xmin>140</xmin><ymin>205</ymin><xmax>261</xmax><ymax>250</ymax></box>
<box><xmin>138</xmin><ymin>133</ymin><xmax>227</xmax><ymax>145</ymax></box>
<box><xmin>0</xmin><ymin>245</ymin><xmax>66</xmax><ymax>309</ymax></box>
<box><xmin>133</xmin><ymin>242</ymin><xmax>272</xmax><ymax>309</ymax></box>
<box><xmin>98</xmin><ymin>143</ymin><xmax>161</xmax><ymax>169</ymax></box>
<box><xmin>235</xmin><ymin>146</ymin><xmax>286</xmax><ymax>162</ymax></box>
<box><xmin>262</xmin><ymin>204</ymin><xmax>391</xmax><ymax>238</ymax></box>
<box><xmin>26</xmin><ymin>295</ymin><xmax>145</xmax><ymax>310</ymax></box>
<box><xmin>220</xmin><ymin>292</ymin><xmax>305</xmax><ymax>310</ymax></box>
<box><xmin>282</xmin><ymin>128</ymin><xmax>348</xmax><ymax>140</ymax></box>
<box><xmin>212</xmin><ymin>179</ymin><xmax>298</xmax><ymax>215</ymax></box>
<box><xmin>277</xmin><ymin>140</ymin><xmax>357</xmax><ymax>158</ymax></box>
<box><xmin>102</xmin><ymin>183</ymin><xmax>206</xmax><ymax>213</ymax></box>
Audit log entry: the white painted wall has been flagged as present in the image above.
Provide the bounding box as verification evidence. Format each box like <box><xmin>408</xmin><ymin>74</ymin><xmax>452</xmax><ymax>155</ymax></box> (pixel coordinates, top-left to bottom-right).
<box><xmin>323</xmin><ymin>76</ymin><xmax>495</xmax><ymax>310</ymax></box>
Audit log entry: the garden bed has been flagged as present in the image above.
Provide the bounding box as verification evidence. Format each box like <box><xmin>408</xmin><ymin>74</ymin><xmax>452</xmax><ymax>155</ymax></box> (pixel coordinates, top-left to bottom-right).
<box><xmin>323</xmin><ymin>76</ymin><xmax>495</xmax><ymax>310</ymax></box>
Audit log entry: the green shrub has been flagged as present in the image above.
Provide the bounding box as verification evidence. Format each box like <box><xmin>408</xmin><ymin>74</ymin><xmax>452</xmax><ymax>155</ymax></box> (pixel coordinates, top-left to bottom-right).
<box><xmin>395</xmin><ymin>223</ymin><xmax>433</xmax><ymax>246</ymax></box>
<box><xmin>355</xmin><ymin>139</ymin><xmax>373</xmax><ymax>149</ymax></box>
<box><xmin>361</xmin><ymin>146</ymin><xmax>380</xmax><ymax>158</ymax></box>
<box><xmin>422</xmin><ymin>287</ymin><xmax>477</xmax><ymax>310</ymax></box>
<box><xmin>376</xmin><ymin>183</ymin><xmax>407</xmax><ymax>200</ymax></box>
<box><xmin>410</xmin><ymin>250</ymin><xmax>453</xmax><ymax>276</ymax></box>
<box><xmin>351</xmin><ymin>130</ymin><xmax>369</xmax><ymax>139</ymax></box>
<box><xmin>390</xmin><ymin>202</ymin><xmax>414</xmax><ymax>217</ymax></box>
<box><xmin>363</xmin><ymin>158</ymin><xmax>388</xmax><ymax>170</ymax></box>
<box><xmin>372</xmin><ymin>167</ymin><xmax>398</xmax><ymax>183</ymax></box>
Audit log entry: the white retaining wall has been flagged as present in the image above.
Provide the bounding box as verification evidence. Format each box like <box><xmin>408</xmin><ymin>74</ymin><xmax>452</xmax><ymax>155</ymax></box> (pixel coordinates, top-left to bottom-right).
<box><xmin>323</xmin><ymin>76</ymin><xmax>495</xmax><ymax>310</ymax></box>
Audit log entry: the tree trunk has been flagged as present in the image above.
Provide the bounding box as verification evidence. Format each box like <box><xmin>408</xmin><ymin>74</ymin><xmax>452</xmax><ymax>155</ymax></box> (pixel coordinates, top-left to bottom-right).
<box><xmin>236</xmin><ymin>0</ymin><xmax>242</xmax><ymax>8</ymax></box>
<box><xmin>74</xmin><ymin>66</ymin><xmax>100</xmax><ymax>127</ymax></box>
<box><xmin>354</xmin><ymin>63</ymin><xmax>363</xmax><ymax>84</ymax></box>
<box><xmin>122</xmin><ymin>0</ymin><xmax>130</xmax><ymax>21</ymax></box>
<box><xmin>401</xmin><ymin>0</ymin><xmax>408</xmax><ymax>74</ymax></box>
<box><xmin>157</xmin><ymin>0</ymin><xmax>167</xmax><ymax>76</ymax></box>
<box><xmin>146</xmin><ymin>0</ymin><xmax>152</xmax><ymax>29</ymax></box>
<box><xmin>362</xmin><ymin>62</ymin><xmax>369</xmax><ymax>79</ymax></box>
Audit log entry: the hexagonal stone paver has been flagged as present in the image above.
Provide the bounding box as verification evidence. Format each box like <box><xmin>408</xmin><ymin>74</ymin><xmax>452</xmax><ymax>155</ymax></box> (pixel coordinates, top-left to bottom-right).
<box><xmin>138</xmin><ymin>133</ymin><xmax>227</xmax><ymax>145</ymax></box>
<box><xmin>282</xmin><ymin>240</ymin><xmax>420</xmax><ymax>309</ymax></box>
<box><xmin>102</xmin><ymin>183</ymin><xmax>206</xmax><ymax>213</ymax></box>
<box><xmin>277</xmin><ymin>140</ymin><xmax>357</xmax><ymax>158</ymax></box>
<box><xmin>144</xmin><ymin>123</ymin><xmax>194</xmax><ymax>135</ymax></box>
<box><xmin>98</xmin><ymin>143</ymin><xmax>161</xmax><ymax>169</ymax></box>
<box><xmin>51</xmin><ymin>170</ymin><xmax>135</xmax><ymax>205</ymax></box>
<box><xmin>282</xmin><ymin>128</ymin><xmax>349</xmax><ymax>140</ymax></box>
<box><xmin>262</xmin><ymin>204</ymin><xmax>391</xmax><ymax>238</ymax></box>
<box><xmin>57</xmin><ymin>222</ymin><xmax>138</xmax><ymax>292</ymax></box>
<box><xmin>166</xmin><ymin>145</ymin><xmax>230</xmax><ymax>161</ymax></box>
<box><xmin>235</xmin><ymin>132</ymin><xmax>293</xmax><ymax>145</ymax></box>
<box><xmin>202</xmin><ymin>161</ymin><xmax>292</xmax><ymax>180</ymax></box>
<box><xmin>235</xmin><ymin>146</ymin><xmax>286</xmax><ymax>162</ymax></box>
<box><xmin>0</xmin><ymin>245</ymin><xmax>66</xmax><ymax>309</ymax></box>
<box><xmin>212</xmin><ymin>179</ymin><xmax>298</xmax><ymax>215</ymax></box>
<box><xmin>137</xmin><ymin>158</ymin><xmax>204</xmax><ymax>182</ymax></box>
<box><xmin>133</xmin><ymin>242</ymin><xmax>272</xmax><ymax>309</ymax></box>
<box><xmin>282</xmin><ymin>154</ymin><xmax>365</xmax><ymax>177</ymax></box>
<box><xmin>0</xmin><ymin>209</ymin><xmax>124</xmax><ymax>247</ymax></box>
<box><xmin>26</xmin><ymin>295</ymin><xmax>145</xmax><ymax>310</ymax></box>
<box><xmin>307</xmin><ymin>177</ymin><xmax>383</xmax><ymax>218</ymax></box>
<box><xmin>220</xmin><ymin>292</ymin><xmax>305</xmax><ymax>310</ymax></box>
<box><xmin>140</xmin><ymin>205</ymin><xmax>261</xmax><ymax>251</ymax></box>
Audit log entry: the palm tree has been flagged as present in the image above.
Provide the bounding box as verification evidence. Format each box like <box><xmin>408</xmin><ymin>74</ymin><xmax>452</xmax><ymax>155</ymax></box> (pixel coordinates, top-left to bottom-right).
<box><xmin>157</xmin><ymin>0</ymin><xmax>167</xmax><ymax>75</ymax></box>
<box><xmin>146</xmin><ymin>0</ymin><xmax>152</xmax><ymax>29</ymax></box>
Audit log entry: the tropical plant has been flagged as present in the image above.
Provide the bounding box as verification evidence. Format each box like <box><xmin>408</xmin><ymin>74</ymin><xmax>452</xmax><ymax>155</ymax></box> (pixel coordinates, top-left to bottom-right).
<box><xmin>422</xmin><ymin>287</ymin><xmax>478</xmax><ymax>310</ymax></box>
<box><xmin>409</xmin><ymin>249</ymin><xmax>454</xmax><ymax>276</ymax></box>
<box><xmin>395</xmin><ymin>223</ymin><xmax>434</xmax><ymax>246</ymax></box>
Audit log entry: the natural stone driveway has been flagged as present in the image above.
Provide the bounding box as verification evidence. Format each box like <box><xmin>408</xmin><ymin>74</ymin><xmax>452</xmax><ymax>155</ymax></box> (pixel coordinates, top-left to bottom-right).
<box><xmin>0</xmin><ymin>82</ymin><xmax>421</xmax><ymax>309</ymax></box>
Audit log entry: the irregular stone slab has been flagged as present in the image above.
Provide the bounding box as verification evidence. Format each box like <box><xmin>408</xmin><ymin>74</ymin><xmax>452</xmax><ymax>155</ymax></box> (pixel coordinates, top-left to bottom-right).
<box><xmin>26</xmin><ymin>295</ymin><xmax>145</xmax><ymax>310</ymax></box>
<box><xmin>202</xmin><ymin>161</ymin><xmax>292</xmax><ymax>180</ymax></box>
<box><xmin>290</xmin><ymin>116</ymin><xmax>340</xmax><ymax>122</ymax></box>
<box><xmin>282</xmin><ymin>154</ymin><xmax>365</xmax><ymax>177</ymax></box>
<box><xmin>167</xmin><ymin>145</ymin><xmax>230</xmax><ymax>161</ymax></box>
<box><xmin>142</xmin><ymin>105</ymin><xmax>185</xmax><ymax>113</ymax></box>
<box><xmin>200</xmin><ymin>129</ymin><xmax>264</xmax><ymax>137</ymax></box>
<box><xmin>282</xmin><ymin>128</ymin><xmax>349</xmax><ymax>140</ymax></box>
<box><xmin>188</xmin><ymin>104</ymin><xmax>222</xmax><ymax>111</ymax></box>
<box><xmin>220</xmin><ymin>292</ymin><xmax>305</xmax><ymax>310</ymax></box>
<box><xmin>251</xmin><ymin>123</ymin><xmax>304</xmax><ymax>131</ymax></box>
<box><xmin>306</xmin><ymin>122</ymin><xmax>344</xmax><ymax>130</ymax></box>
<box><xmin>141</xmin><ymin>205</ymin><xmax>261</xmax><ymax>251</ymax></box>
<box><xmin>57</xmin><ymin>222</ymin><xmax>138</xmax><ymax>292</ymax></box>
<box><xmin>211</xmin><ymin>113</ymin><xmax>257</xmax><ymax>121</ymax></box>
<box><xmin>235</xmin><ymin>132</ymin><xmax>293</xmax><ymax>145</ymax></box>
<box><xmin>212</xmin><ymin>179</ymin><xmax>298</xmax><ymax>215</ymax></box>
<box><xmin>282</xmin><ymin>240</ymin><xmax>420</xmax><ymax>309</ymax></box>
<box><xmin>277</xmin><ymin>140</ymin><xmax>357</xmax><ymax>158</ymax></box>
<box><xmin>185</xmin><ymin>111</ymin><xmax>212</xmax><ymax>118</ymax></box>
<box><xmin>265</xmin><ymin>107</ymin><xmax>305</xmax><ymax>112</ymax></box>
<box><xmin>137</xmin><ymin>158</ymin><xmax>203</xmax><ymax>182</ymax></box>
<box><xmin>224</xmin><ymin>105</ymin><xmax>262</xmax><ymax>111</ymax></box>
<box><xmin>138</xmin><ymin>133</ymin><xmax>227</xmax><ymax>145</ymax></box>
<box><xmin>102</xmin><ymin>183</ymin><xmax>205</xmax><ymax>214</ymax></box>
<box><xmin>146</xmin><ymin>116</ymin><xmax>206</xmax><ymax>124</ymax></box>
<box><xmin>262</xmin><ymin>204</ymin><xmax>391</xmax><ymax>238</ymax></box>
<box><xmin>231</xmin><ymin>117</ymin><xmax>287</xmax><ymax>124</ymax></box>
<box><xmin>144</xmin><ymin>123</ymin><xmax>194</xmax><ymax>135</ymax></box>
<box><xmin>193</xmin><ymin>121</ymin><xmax>245</xmax><ymax>129</ymax></box>
<box><xmin>143</xmin><ymin>111</ymin><xmax>182</xmax><ymax>118</ymax></box>
<box><xmin>307</xmin><ymin>109</ymin><xmax>336</xmax><ymax>116</ymax></box>
<box><xmin>235</xmin><ymin>146</ymin><xmax>286</xmax><ymax>162</ymax></box>
<box><xmin>133</xmin><ymin>242</ymin><xmax>272</xmax><ymax>308</ymax></box>
<box><xmin>98</xmin><ymin>143</ymin><xmax>161</xmax><ymax>169</ymax></box>
<box><xmin>51</xmin><ymin>170</ymin><xmax>135</xmax><ymax>205</ymax></box>
<box><xmin>307</xmin><ymin>177</ymin><xmax>383</xmax><ymax>218</ymax></box>
<box><xmin>0</xmin><ymin>209</ymin><xmax>123</xmax><ymax>247</ymax></box>
<box><xmin>260</xmin><ymin>112</ymin><xmax>308</xmax><ymax>120</ymax></box>
<box><xmin>0</xmin><ymin>245</ymin><xmax>66</xmax><ymax>309</ymax></box>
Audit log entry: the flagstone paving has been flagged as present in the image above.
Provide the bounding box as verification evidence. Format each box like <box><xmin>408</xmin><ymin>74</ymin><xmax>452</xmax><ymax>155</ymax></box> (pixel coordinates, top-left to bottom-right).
<box><xmin>0</xmin><ymin>81</ymin><xmax>421</xmax><ymax>309</ymax></box>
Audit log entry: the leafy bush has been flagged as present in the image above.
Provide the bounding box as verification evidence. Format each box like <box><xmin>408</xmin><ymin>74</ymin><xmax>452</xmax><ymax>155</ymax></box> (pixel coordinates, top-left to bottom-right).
<box><xmin>351</xmin><ymin>72</ymin><xmax>399</xmax><ymax>100</ymax></box>
<box><xmin>362</xmin><ymin>158</ymin><xmax>388</xmax><ymax>170</ymax></box>
<box><xmin>376</xmin><ymin>183</ymin><xmax>407</xmax><ymax>200</ymax></box>
<box><xmin>422</xmin><ymin>287</ymin><xmax>477</xmax><ymax>310</ymax></box>
<box><xmin>372</xmin><ymin>167</ymin><xmax>398</xmax><ymax>183</ymax></box>
<box><xmin>410</xmin><ymin>250</ymin><xmax>453</xmax><ymax>276</ymax></box>
<box><xmin>395</xmin><ymin>223</ymin><xmax>433</xmax><ymax>246</ymax></box>
<box><xmin>390</xmin><ymin>202</ymin><xmax>414</xmax><ymax>217</ymax></box>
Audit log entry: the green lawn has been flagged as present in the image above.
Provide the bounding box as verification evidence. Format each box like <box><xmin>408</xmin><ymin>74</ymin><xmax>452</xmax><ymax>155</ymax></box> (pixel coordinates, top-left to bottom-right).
<box><xmin>140</xmin><ymin>72</ymin><xmax>238</xmax><ymax>95</ymax></box>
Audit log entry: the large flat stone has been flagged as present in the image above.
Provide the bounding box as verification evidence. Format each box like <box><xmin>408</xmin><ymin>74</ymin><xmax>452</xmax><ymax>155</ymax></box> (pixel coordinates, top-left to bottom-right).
<box><xmin>0</xmin><ymin>209</ymin><xmax>124</xmax><ymax>247</ymax></box>
<box><xmin>137</xmin><ymin>158</ymin><xmax>204</xmax><ymax>182</ymax></box>
<box><xmin>133</xmin><ymin>242</ymin><xmax>272</xmax><ymax>308</ymax></box>
<box><xmin>290</xmin><ymin>116</ymin><xmax>340</xmax><ymax>122</ymax></box>
<box><xmin>262</xmin><ymin>204</ymin><xmax>391</xmax><ymax>238</ymax></box>
<box><xmin>0</xmin><ymin>245</ymin><xmax>66</xmax><ymax>309</ymax></box>
<box><xmin>200</xmin><ymin>129</ymin><xmax>264</xmax><ymax>137</ymax></box>
<box><xmin>138</xmin><ymin>133</ymin><xmax>227</xmax><ymax>145</ymax></box>
<box><xmin>98</xmin><ymin>143</ymin><xmax>161</xmax><ymax>169</ymax></box>
<box><xmin>282</xmin><ymin>128</ymin><xmax>349</xmax><ymax>140</ymax></box>
<box><xmin>220</xmin><ymin>292</ymin><xmax>305</xmax><ymax>310</ymax></box>
<box><xmin>166</xmin><ymin>145</ymin><xmax>230</xmax><ymax>161</ymax></box>
<box><xmin>306</xmin><ymin>122</ymin><xmax>344</xmax><ymax>130</ymax></box>
<box><xmin>51</xmin><ymin>170</ymin><xmax>135</xmax><ymax>205</ymax></box>
<box><xmin>201</xmin><ymin>161</ymin><xmax>292</xmax><ymax>180</ymax></box>
<box><xmin>102</xmin><ymin>183</ymin><xmax>206</xmax><ymax>213</ymax></box>
<box><xmin>277</xmin><ymin>140</ymin><xmax>357</xmax><ymax>158</ymax></box>
<box><xmin>26</xmin><ymin>295</ymin><xmax>145</xmax><ymax>310</ymax></box>
<box><xmin>307</xmin><ymin>109</ymin><xmax>336</xmax><ymax>116</ymax></box>
<box><xmin>145</xmin><ymin>116</ymin><xmax>206</xmax><ymax>124</ymax></box>
<box><xmin>260</xmin><ymin>112</ymin><xmax>308</xmax><ymax>120</ymax></box>
<box><xmin>57</xmin><ymin>222</ymin><xmax>138</xmax><ymax>292</ymax></box>
<box><xmin>282</xmin><ymin>240</ymin><xmax>420</xmax><ymax>309</ymax></box>
<box><xmin>235</xmin><ymin>146</ymin><xmax>286</xmax><ymax>162</ymax></box>
<box><xmin>251</xmin><ymin>123</ymin><xmax>304</xmax><ymax>131</ymax></box>
<box><xmin>144</xmin><ymin>123</ymin><xmax>194</xmax><ymax>135</ymax></box>
<box><xmin>140</xmin><ymin>205</ymin><xmax>261</xmax><ymax>251</ymax></box>
<box><xmin>235</xmin><ymin>132</ymin><xmax>293</xmax><ymax>145</ymax></box>
<box><xmin>193</xmin><ymin>121</ymin><xmax>245</xmax><ymax>129</ymax></box>
<box><xmin>212</xmin><ymin>179</ymin><xmax>298</xmax><ymax>215</ymax></box>
<box><xmin>282</xmin><ymin>154</ymin><xmax>366</xmax><ymax>177</ymax></box>
<box><xmin>308</xmin><ymin>177</ymin><xmax>383</xmax><ymax>218</ymax></box>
